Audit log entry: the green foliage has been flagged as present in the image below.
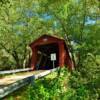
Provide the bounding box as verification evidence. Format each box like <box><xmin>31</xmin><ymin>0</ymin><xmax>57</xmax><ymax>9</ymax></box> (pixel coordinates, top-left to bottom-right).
<box><xmin>0</xmin><ymin>0</ymin><xmax>99</xmax><ymax>70</ymax></box>
<box><xmin>5</xmin><ymin>67</ymin><xmax>100</xmax><ymax>100</ymax></box>
<box><xmin>26</xmin><ymin>68</ymin><xmax>68</xmax><ymax>100</ymax></box>
<box><xmin>0</xmin><ymin>0</ymin><xmax>100</xmax><ymax>99</ymax></box>
<box><xmin>5</xmin><ymin>67</ymin><xmax>68</xmax><ymax>100</ymax></box>
<box><xmin>69</xmin><ymin>69</ymin><xmax>100</xmax><ymax>100</ymax></box>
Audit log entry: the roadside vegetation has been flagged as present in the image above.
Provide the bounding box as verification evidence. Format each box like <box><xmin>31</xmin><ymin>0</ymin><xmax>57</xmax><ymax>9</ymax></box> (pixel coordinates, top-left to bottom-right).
<box><xmin>4</xmin><ymin>67</ymin><xmax>100</xmax><ymax>100</ymax></box>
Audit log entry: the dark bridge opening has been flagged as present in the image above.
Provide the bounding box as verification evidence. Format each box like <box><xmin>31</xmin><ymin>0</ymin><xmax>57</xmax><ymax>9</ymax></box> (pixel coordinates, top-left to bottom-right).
<box><xmin>36</xmin><ymin>43</ymin><xmax>59</xmax><ymax>70</ymax></box>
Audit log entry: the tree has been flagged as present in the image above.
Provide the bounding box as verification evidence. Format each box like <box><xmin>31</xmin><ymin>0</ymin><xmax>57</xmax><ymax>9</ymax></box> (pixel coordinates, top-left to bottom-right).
<box><xmin>0</xmin><ymin>0</ymin><xmax>99</xmax><ymax>70</ymax></box>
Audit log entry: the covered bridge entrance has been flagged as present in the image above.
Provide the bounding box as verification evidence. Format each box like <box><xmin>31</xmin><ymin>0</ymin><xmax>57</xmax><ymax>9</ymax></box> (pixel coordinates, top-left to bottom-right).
<box><xmin>29</xmin><ymin>35</ymin><xmax>73</xmax><ymax>70</ymax></box>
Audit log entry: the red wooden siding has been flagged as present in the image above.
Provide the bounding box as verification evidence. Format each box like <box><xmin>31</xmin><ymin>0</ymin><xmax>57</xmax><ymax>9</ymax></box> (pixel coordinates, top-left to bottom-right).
<box><xmin>29</xmin><ymin>34</ymin><xmax>74</xmax><ymax>70</ymax></box>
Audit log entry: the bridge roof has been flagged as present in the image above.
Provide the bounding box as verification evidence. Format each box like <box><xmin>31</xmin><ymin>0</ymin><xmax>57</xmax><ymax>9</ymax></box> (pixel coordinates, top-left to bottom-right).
<box><xmin>29</xmin><ymin>34</ymin><xmax>65</xmax><ymax>48</ymax></box>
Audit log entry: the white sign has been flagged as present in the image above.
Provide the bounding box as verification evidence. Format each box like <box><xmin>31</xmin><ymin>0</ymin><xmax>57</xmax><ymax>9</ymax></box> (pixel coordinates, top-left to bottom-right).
<box><xmin>51</xmin><ymin>53</ymin><xmax>56</xmax><ymax>61</ymax></box>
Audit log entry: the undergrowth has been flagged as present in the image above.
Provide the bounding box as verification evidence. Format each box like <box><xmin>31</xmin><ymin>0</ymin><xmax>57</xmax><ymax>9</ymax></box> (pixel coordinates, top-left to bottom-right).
<box><xmin>5</xmin><ymin>66</ymin><xmax>100</xmax><ymax>100</ymax></box>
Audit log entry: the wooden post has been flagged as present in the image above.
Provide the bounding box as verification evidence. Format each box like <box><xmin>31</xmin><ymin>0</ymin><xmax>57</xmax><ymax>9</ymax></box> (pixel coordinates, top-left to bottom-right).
<box><xmin>31</xmin><ymin>47</ymin><xmax>37</xmax><ymax>70</ymax></box>
<box><xmin>66</xmin><ymin>51</ymin><xmax>74</xmax><ymax>70</ymax></box>
<box><xmin>58</xmin><ymin>42</ymin><xmax>65</xmax><ymax>67</ymax></box>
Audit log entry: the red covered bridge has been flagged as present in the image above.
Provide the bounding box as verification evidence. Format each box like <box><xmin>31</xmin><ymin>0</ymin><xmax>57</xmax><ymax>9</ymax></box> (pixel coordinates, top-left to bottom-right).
<box><xmin>29</xmin><ymin>34</ymin><xmax>74</xmax><ymax>70</ymax></box>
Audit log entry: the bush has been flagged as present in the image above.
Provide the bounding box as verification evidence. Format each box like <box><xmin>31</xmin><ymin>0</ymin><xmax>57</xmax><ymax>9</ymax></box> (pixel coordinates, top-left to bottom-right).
<box><xmin>5</xmin><ymin>66</ymin><xmax>100</xmax><ymax>100</ymax></box>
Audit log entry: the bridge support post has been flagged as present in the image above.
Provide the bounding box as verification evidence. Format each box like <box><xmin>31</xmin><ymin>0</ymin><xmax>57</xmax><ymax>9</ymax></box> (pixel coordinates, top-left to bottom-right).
<box><xmin>59</xmin><ymin>42</ymin><xmax>65</xmax><ymax>67</ymax></box>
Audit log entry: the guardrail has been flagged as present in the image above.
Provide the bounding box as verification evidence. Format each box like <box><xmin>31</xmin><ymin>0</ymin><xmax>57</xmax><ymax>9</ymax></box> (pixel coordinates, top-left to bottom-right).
<box><xmin>0</xmin><ymin>67</ymin><xmax>59</xmax><ymax>99</ymax></box>
<box><xmin>0</xmin><ymin>68</ymin><xmax>33</xmax><ymax>75</ymax></box>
